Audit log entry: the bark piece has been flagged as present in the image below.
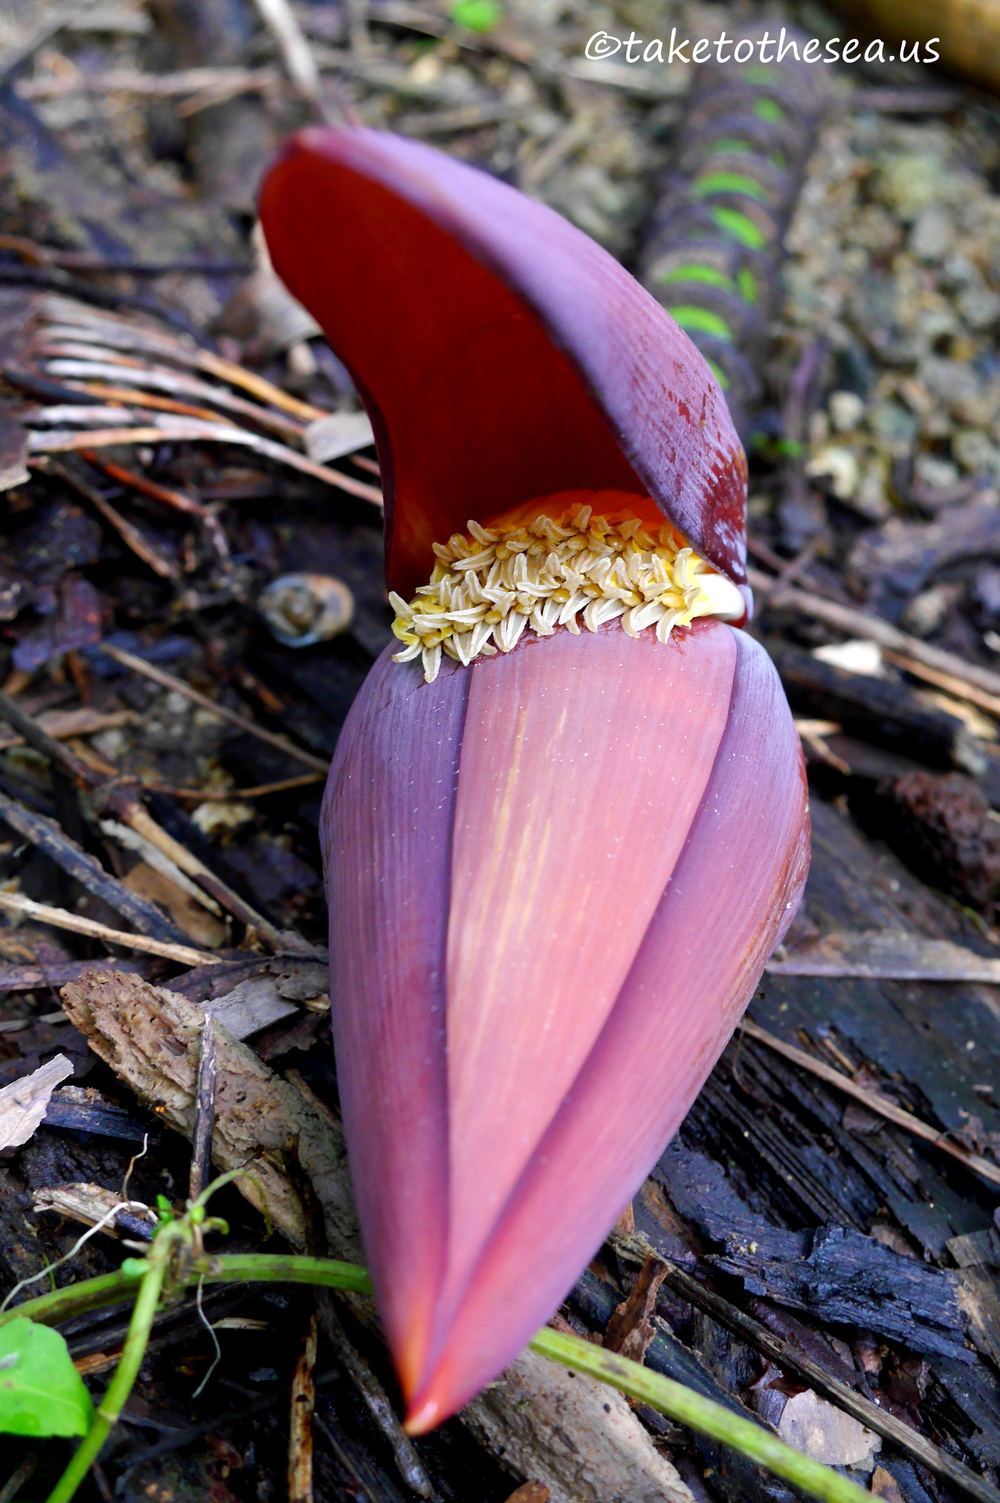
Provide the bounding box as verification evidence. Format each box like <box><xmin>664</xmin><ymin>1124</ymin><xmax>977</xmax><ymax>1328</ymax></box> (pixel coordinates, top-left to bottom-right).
<box><xmin>463</xmin><ymin>1348</ymin><xmax>695</xmax><ymax>1503</ymax></box>
<box><xmin>769</xmin><ymin>640</ymin><xmax>983</xmax><ymax>774</ymax></box>
<box><xmin>872</xmin><ymin>771</ymin><xmax>1000</xmax><ymax>915</ymax></box>
<box><xmin>709</xmin><ymin>1223</ymin><xmax>968</xmax><ymax>1362</ymax></box>
<box><xmin>604</xmin><ymin>1255</ymin><xmax>668</xmax><ymax>1364</ymax></box>
<box><xmin>60</xmin><ymin>968</ymin><xmax>359</xmax><ymax>1257</ymax></box>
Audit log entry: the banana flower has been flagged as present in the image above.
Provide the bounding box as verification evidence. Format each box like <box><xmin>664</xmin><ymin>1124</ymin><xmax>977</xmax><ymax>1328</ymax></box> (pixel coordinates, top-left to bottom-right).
<box><xmin>259</xmin><ymin>128</ymin><xmax>809</xmax><ymax>1433</ymax></box>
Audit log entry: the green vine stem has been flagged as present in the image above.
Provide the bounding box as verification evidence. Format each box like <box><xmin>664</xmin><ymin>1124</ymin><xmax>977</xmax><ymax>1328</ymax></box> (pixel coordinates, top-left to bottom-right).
<box><xmin>529</xmin><ymin>1326</ymin><xmax>868</xmax><ymax>1503</ymax></box>
<box><xmin>45</xmin><ymin>1240</ymin><xmax>169</xmax><ymax>1503</ymax></box>
<box><xmin>0</xmin><ymin>1257</ymin><xmax>373</xmax><ymax>1331</ymax></box>
<box><xmin>19</xmin><ymin>1251</ymin><xmax>865</xmax><ymax>1503</ymax></box>
<box><xmin>0</xmin><ymin>1271</ymin><xmax>137</xmax><ymax>1329</ymax></box>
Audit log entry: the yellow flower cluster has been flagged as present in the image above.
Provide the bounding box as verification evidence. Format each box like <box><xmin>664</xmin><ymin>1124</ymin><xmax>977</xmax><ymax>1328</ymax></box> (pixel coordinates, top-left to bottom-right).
<box><xmin>390</xmin><ymin>503</ymin><xmax>744</xmax><ymax>684</ymax></box>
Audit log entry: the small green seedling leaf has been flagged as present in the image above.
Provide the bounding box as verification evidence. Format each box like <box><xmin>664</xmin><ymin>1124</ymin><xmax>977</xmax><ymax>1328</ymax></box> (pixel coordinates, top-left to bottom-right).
<box><xmin>0</xmin><ymin>1318</ymin><xmax>94</xmax><ymax>1437</ymax></box>
<box><xmin>450</xmin><ymin>0</ymin><xmax>499</xmax><ymax>31</ymax></box>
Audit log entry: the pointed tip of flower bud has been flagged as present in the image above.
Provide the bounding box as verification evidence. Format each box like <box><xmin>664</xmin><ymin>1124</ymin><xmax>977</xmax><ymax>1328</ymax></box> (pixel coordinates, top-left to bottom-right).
<box><xmin>402</xmin><ymin>1397</ymin><xmax>444</xmax><ymax>1437</ymax></box>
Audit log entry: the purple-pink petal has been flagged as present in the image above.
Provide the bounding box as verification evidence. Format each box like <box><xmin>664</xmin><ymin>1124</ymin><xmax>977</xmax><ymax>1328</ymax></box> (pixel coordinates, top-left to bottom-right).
<box><xmin>405</xmin><ymin>627</ymin><xmax>809</xmax><ymax>1426</ymax></box>
<box><xmin>321</xmin><ymin>648</ymin><xmax>468</xmax><ymax>1395</ymax></box>
<box><xmin>441</xmin><ymin>622</ymin><xmax>736</xmax><ymax>1334</ymax></box>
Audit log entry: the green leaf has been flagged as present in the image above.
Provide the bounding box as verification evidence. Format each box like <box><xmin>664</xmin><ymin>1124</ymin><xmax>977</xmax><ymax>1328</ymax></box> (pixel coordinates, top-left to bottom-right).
<box><xmin>450</xmin><ymin>0</ymin><xmax>500</xmax><ymax>31</ymax></box>
<box><xmin>0</xmin><ymin>1318</ymin><xmax>94</xmax><ymax>1437</ymax></box>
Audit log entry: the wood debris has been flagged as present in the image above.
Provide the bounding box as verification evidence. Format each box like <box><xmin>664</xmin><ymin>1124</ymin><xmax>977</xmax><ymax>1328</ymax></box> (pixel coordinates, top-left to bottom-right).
<box><xmin>60</xmin><ymin>968</ymin><xmax>359</xmax><ymax>1257</ymax></box>
<box><xmin>288</xmin><ymin>1312</ymin><xmax>319</xmax><ymax>1503</ymax></box>
<box><xmin>463</xmin><ymin>1347</ymin><xmax>696</xmax><ymax>1503</ymax></box>
<box><xmin>0</xmin><ymin>1053</ymin><xmax>72</xmax><ymax>1149</ymax></box>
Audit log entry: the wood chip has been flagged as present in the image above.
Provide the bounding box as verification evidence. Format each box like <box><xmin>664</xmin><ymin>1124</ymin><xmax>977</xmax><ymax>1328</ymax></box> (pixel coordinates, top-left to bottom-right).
<box><xmin>0</xmin><ymin>1054</ymin><xmax>73</xmax><ymax>1149</ymax></box>
<box><xmin>776</xmin><ymin>1389</ymin><xmax>880</xmax><ymax>1468</ymax></box>
<box><xmin>463</xmin><ymin>1348</ymin><xmax>695</xmax><ymax>1503</ymax></box>
<box><xmin>603</xmin><ymin>1254</ymin><xmax>668</xmax><ymax>1365</ymax></box>
<box><xmin>207</xmin><ymin>976</ymin><xmax>304</xmax><ymax>1039</ymax></box>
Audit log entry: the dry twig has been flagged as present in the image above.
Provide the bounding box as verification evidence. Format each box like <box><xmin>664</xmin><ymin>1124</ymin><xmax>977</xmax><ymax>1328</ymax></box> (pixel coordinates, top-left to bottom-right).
<box><xmin>99</xmin><ymin>642</ymin><xmax>330</xmax><ymax>774</ymax></box>
<box><xmin>753</xmin><ymin>569</ymin><xmax>1000</xmax><ymax>704</ymax></box>
<box><xmin>0</xmin><ymin>687</ymin><xmax>290</xmax><ymax>947</ymax></box>
<box><xmin>0</xmin><ymin>787</ymin><xmax>190</xmax><ymax>945</ymax></box>
<box><xmin>0</xmin><ymin>891</ymin><xmax>216</xmax><ymax>965</ymax></box>
<box><xmin>289</xmin><ymin>1313</ymin><xmax>319</xmax><ymax>1503</ymax></box>
<box><xmin>738</xmin><ymin>1019</ymin><xmax>1000</xmax><ymax>1190</ymax></box>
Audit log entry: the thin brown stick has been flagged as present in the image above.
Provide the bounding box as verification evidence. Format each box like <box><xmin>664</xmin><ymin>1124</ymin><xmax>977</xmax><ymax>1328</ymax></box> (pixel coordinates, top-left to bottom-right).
<box><xmin>82</xmin><ymin>453</ymin><xmax>205</xmax><ymax>518</ymax></box>
<box><xmin>194</xmin><ymin>353</ymin><xmax>327</xmax><ymax>424</ymax></box>
<box><xmin>883</xmin><ymin>649</ymin><xmax>1000</xmax><ymax>720</ymax></box>
<box><xmin>738</xmin><ymin>1018</ymin><xmax>1000</xmax><ymax>1189</ymax></box>
<box><xmin>29</xmin><ymin>419</ymin><xmax>383</xmax><ymax>503</ymax></box>
<box><xmin>15</xmin><ymin>66</ymin><xmax>280</xmax><ymax>100</ymax></box>
<box><xmin>752</xmin><ymin>569</ymin><xmax>1000</xmax><ymax>703</ymax></box>
<box><xmin>251</xmin><ymin>0</ymin><xmax>326</xmax><ymax>117</ymax></box>
<box><xmin>42</xmin><ymin>349</ymin><xmax>307</xmax><ymax>440</ymax></box>
<box><xmin>76</xmin><ymin>383</ymin><xmax>242</xmax><ymax>425</ymax></box>
<box><xmin>315</xmin><ymin>1295</ymin><xmax>434</xmax><ymax>1497</ymax></box>
<box><xmin>0</xmin><ymin>707</ymin><xmax>133</xmax><ymax>752</ymax></box>
<box><xmin>29</xmin><ymin>425</ymin><xmax>178</xmax><ymax>451</ymax></box>
<box><xmin>0</xmin><ymin>786</ymin><xmax>190</xmax><ymax>947</ymax></box>
<box><xmin>51</xmin><ymin>459</ymin><xmax>181</xmax><ymax>581</ymax></box>
<box><xmin>0</xmin><ymin>687</ymin><xmax>291</xmax><ymax>949</ymax></box>
<box><xmin>81</xmin><ymin>452</ymin><xmax>229</xmax><ymax>558</ymax></box>
<box><xmin>0</xmin><ymin>891</ymin><xmax>218</xmax><ymax>966</ymax></box>
<box><xmin>189</xmin><ymin>1017</ymin><xmax>217</xmax><ymax>1202</ymax></box>
<box><xmin>289</xmin><ymin>1313</ymin><xmax>319</xmax><ymax>1503</ymax></box>
<box><xmin>145</xmin><ymin>773</ymin><xmax>325</xmax><ymax>801</ymax></box>
<box><xmin>40</xmin><ymin>298</ymin><xmax>328</xmax><ymax>423</ymax></box>
<box><xmin>99</xmin><ymin>643</ymin><xmax>329</xmax><ymax>774</ymax></box>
